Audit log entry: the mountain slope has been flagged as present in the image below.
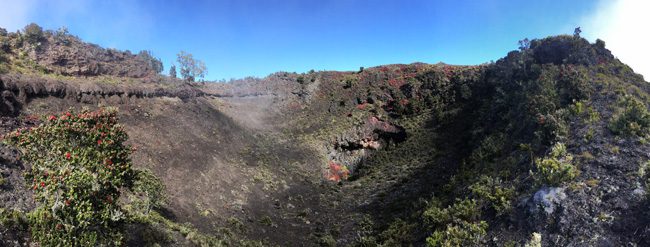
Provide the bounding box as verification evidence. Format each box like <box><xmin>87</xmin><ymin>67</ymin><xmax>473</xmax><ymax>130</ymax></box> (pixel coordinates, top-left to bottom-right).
<box><xmin>0</xmin><ymin>25</ymin><xmax>649</xmax><ymax>246</ymax></box>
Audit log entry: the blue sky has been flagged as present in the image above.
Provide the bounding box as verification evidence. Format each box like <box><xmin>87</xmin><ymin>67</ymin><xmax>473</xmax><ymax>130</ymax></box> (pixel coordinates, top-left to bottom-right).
<box><xmin>0</xmin><ymin>0</ymin><xmax>647</xmax><ymax>80</ymax></box>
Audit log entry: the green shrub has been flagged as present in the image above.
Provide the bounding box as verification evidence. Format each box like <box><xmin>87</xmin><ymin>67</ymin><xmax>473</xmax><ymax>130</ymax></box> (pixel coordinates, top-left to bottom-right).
<box><xmin>569</xmin><ymin>100</ymin><xmax>600</xmax><ymax>124</ymax></box>
<box><xmin>128</xmin><ymin>169</ymin><xmax>166</xmax><ymax>215</ymax></box>
<box><xmin>378</xmin><ymin>219</ymin><xmax>415</xmax><ymax>246</ymax></box>
<box><xmin>137</xmin><ymin>50</ymin><xmax>164</xmax><ymax>74</ymax></box>
<box><xmin>423</xmin><ymin>198</ymin><xmax>480</xmax><ymax>226</ymax></box>
<box><xmin>423</xmin><ymin>198</ymin><xmax>487</xmax><ymax>247</ymax></box>
<box><xmin>0</xmin><ymin>208</ymin><xmax>28</xmax><ymax>230</ymax></box>
<box><xmin>469</xmin><ymin>176</ymin><xmax>514</xmax><ymax>215</ymax></box>
<box><xmin>22</xmin><ymin>23</ymin><xmax>44</xmax><ymax>45</ymax></box>
<box><xmin>532</xmin><ymin>142</ymin><xmax>577</xmax><ymax>186</ymax></box>
<box><xmin>317</xmin><ymin>234</ymin><xmax>337</xmax><ymax>247</ymax></box>
<box><xmin>3</xmin><ymin>108</ymin><xmax>135</xmax><ymax>246</ymax></box>
<box><xmin>608</xmin><ymin>96</ymin><xmax>650</xmax><ymax>137</ymax></box>
<box><xmin>426</xmin><ymin>221</ymin><xmax>487</xmax><ymax>247</ymax></box>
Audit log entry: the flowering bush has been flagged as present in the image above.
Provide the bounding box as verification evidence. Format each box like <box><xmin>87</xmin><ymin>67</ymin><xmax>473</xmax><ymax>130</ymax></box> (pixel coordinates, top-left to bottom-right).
<box><xmin>3</xmin><ymin>108</ymin><xmax>134</xmax><ymax>246</ymax></box>
<box><xmin>326</xmin><ymin>161</ymin><xmax>349</xmax><ymax>182</ymax></box>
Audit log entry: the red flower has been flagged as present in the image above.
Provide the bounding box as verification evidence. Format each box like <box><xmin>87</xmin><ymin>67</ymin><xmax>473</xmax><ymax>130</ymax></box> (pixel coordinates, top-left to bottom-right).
<box><xmin>40</xmin><ymin>182</ymin><xmax>45</xmax><ymax>187</ymax></box>
<box><xmin>65</xmin><ymin>152</ymin><xmax>71</xmax><ymax>160</ymax></box>
<box><xmin>326</xmin><ymin>161</ymin><xmax>350</xmax><ymax>182</ymax></box>
<box><xmin>97</xmin><ymin>139</ymin><xmax>103</xmax><ymax>145</ymax></box>
<box><xmin>65</xmin><ymin>112</ymin><xmax>72</xmax><ymax>117</ymax></box>
<box><xmin>65</xmin><ymin>199</ymin><xmax>70</xmax><ymax>206</ymax></box>
<box><xmin>48</xmin><ymin>115</ymin><xmax>57</xmax><ymax>121</ymax></box>
<box><xmin>106</xmin><ymin>159</ymin><xmax>113</xmax><ymax>165</ymax></box>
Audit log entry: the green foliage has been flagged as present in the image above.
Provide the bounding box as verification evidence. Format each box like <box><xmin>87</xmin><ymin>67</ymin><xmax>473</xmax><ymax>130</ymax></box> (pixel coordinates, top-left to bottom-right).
<box><xmin>169</xmin><ymin>64</ymin><xmax>177</xmax><ymax>78</ymax></box>
<box><xmin>423</xmin><ymin>198</ymin><xmax>487</xmax><ymax>246</ymax></box>
<box><xmin>316</xmin><ymin>234</ymin><xmax>337</xmax><ymax>247</ymax></box>
<box><xmin>53</xmin><ymin>26</ymin><xmax>72</xmax><ymax>45</ymax></box>
<box><xmin>556</xmin><ymin>65</ymin><xmax>591</xmax><ymax>105</ymax></box>
<box><xmin>569</xmin><ymin>100</ymin><xmax>600</xmax><ymax>124</ymax></box>
<box><xmin>584</xmin><ymin>128</ymin><xmax>596</xmax><ymax>142</ymax></box>
<box><xmin>3</xmin><ymin>108</ymin><xmax>135</xmax><ymax>246</ymax></box>
<box><xmin>128</xmin><ymin>169</ymin><xmax>166</xmax><ymax>215</ymax></box>
<box><xmin>532</xmin><ymin>142</ymin><xmax>577</xmax><ymax>186</ymax></box>
<box><xmin>378</xmin><ymin>219</ymin><xmax>415</xmax><ymax>246</ymax></box>
<box><xmin>423</xmin><ymin>198</ymin><xmax>480</xmax><ymax>226</ymax></box>
<box><xmin>259</xmin><ymin>215</ymin><xmax>273</xmax><ymax>226</ymax></box>
<box><xmin>22</xmin><ymin>23</ymin><xmax>44</xmax><ymax>45</ymax></box>
<box><xmin>468</xmin><ymin>134</ymin><xmax>505</xmax><ymax>166</ymax></box>
<box><xmin>137</xmin><ymin>50</ymin><xmax>164</xmax><ymax>74</ymax></box>
<box><xmin>425</xmin><ymin>221</ymin><xmax>487</xmax><ymax>247</ymax></box>
<box><xmin>0</xmin><ymin>208</ymin><xmax>28</xmax><ymax>230</ymax></box>
<box><xmin>130</xmin><ymin>211</ymin><xmax>228</xmax><ymax>246</ymax></box>
<box><xmin>640</xmin><ymin>160</ymin><xmax>650</xmax><ymax>195</ymax></box>
<box><xmin>176</xmin><ymin>51</ymin><xmax>207</xmax><ymax>82</ymax></box>
<box><xmin>469</xmin><ymin>176</ymin><xmax>515</xmax><ymax>215</ymax></box>
<box><xmin>608</xmin><ymin>95</ymin><xmax>650</xmax><ymax>137</ymax></box>
<box><xmin>639</xmin><ymin>160</ymin><xmax>650</xmax><ymax>178</ymax></box>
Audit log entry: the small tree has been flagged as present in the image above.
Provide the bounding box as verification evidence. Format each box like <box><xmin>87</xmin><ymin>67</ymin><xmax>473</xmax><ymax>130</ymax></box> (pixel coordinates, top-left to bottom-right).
<box><xmin>169</xmin><ymin>64</ymin><xmax>177</xmax><ymax>78</ymax></box>
<box><xmin>518</xmin><ymin>38</ymin><xmax>530</xmax><ymax>51</ymax></box>
<box><xmin>54</xmin><ymin>26</ymin><xmax>71</xmax><ymax>45</ymax></box>
<box><xmin>137</xmin><ymin>50</ymin><xmax>164</xmax><ymax>74</ymax></box>
<box><xmin>23</xmin><ymin>23</ymin><xmax>44</xmax><ymax>45</ymax></box>
<box><xmin>573</xmin><ymin>27</ymin><xmax>582</xmax><ymax>37</ymax></box>
<box><xmin>176</xmin><ymin>51</ymin><xmax>207</xmax><ymax>82</ymax></box>
<box><xmin>55</xmin><ymin>26</ymin><xmax>69</xmax><ymax>37</ymax></box>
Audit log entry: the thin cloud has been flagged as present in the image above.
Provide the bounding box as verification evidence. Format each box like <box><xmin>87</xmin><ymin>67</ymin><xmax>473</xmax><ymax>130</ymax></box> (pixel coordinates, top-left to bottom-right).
<box><xmin>582</xmin><ymin>0</ymin><xmax>649</xmax><ymax>80</ymax></box>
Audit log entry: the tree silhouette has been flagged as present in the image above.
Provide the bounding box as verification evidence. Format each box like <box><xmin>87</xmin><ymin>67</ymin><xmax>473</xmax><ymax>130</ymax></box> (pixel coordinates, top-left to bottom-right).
<box><xmin>169</xmin><ymin>64</ymin><xmax>177</xmax><ymax>78</ymax></box>
<box><xmin>573</xmin><ymin>27</ymin><xmax>582</xmax><ymax>37</ymax></box>
<box><xmin>176</xmin><ymin>51</ymin><xmax>207</xmax><ymax>82</ymax></box>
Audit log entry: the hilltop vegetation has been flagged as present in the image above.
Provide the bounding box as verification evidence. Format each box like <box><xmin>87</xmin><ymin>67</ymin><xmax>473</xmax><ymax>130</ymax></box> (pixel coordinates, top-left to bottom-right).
<box><xmin>0</xmin><ymin>25</ymin><xmax>648</xmax><ymax>246</ymax></box>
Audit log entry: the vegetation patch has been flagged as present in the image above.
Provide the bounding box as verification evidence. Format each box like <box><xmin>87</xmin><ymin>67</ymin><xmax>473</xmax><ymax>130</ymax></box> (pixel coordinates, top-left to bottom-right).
<box><xmin>3</xmin><ymin>108</ymin><xmax>135</xmax><ymax>246</ymax></box>
<box><xmin>423</xmin><ymin>198</ymin><xmax>487</xmax><ymax>246</ymax></box>
<box><xmin>0</xmin><ymin>208</ymin><xmax>28</xmax><ymax>230</ymax></box>
<box><xmin>469</xmin><ymin>176</ymin><xmax>515</xmax><ymax>215</ymax></box>
<box><xmin>532</xmin><ymin>142</ymin><xmax>577</xmax><ymax>187</ymax></box>
<box><xmin>608</xmin><ymin>95</ymin><xmax>650</xmax><ymax>137</ymax></box>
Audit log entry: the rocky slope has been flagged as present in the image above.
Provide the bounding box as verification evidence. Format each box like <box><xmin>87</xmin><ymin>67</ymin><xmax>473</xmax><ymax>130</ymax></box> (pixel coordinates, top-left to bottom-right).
<box><xmin>0</xmin><ymin>25</ymin><xmax>649</xmax><ymax>246</ymax></box>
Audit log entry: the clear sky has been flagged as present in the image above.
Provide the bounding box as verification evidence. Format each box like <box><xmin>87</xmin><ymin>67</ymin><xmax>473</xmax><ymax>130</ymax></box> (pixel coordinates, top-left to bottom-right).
<box><xmin>0</xmin><ymin>0</ymin><xmax>647</xmax><ymax>80</ymax></box>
